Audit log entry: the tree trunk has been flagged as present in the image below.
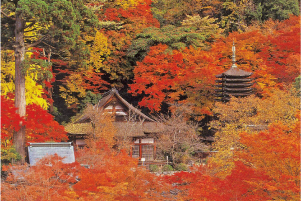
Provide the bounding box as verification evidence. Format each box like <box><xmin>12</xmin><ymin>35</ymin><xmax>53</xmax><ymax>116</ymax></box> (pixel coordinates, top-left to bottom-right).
<box><xmin>44</xmin><ymin>48</ymin><xmax>54</xmax><ymax>113</ymax></box>
<box><xmin>13</xmin><ymin>10</ymin><xmax>26</xmax><ymax>164</ymax></box>
<box><xmin>47</xmin><ymin>56</ymin><xmax>54</xmax><ymax>114</ymax></box>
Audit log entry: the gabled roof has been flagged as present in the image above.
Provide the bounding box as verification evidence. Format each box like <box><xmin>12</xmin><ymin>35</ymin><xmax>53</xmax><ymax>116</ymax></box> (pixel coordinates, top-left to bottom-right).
<box><xmin>74</xmin><ymin>88</ymin><xmax>154</xmax><ymax>123</ymax></box>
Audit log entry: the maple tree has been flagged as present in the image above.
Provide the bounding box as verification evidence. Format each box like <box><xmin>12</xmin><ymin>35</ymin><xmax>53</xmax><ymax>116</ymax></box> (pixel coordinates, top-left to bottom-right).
<box><xmin>25</xmin><ymin>104</ymin><xmax>68</xmax><ymax>143</ymax></box>
<box><xmin>1</xmin><ymin>2</ymin><xmax>300</xmax><ymax>201</ymax></box>
<box><xmin>130</xmin><ymin>43</ymin><xmax>223</xmax><ymax>119</ymax></box>
<box><xmin>58</xmin><ymin>70</ymin><xmax>109</xmax><ymax>110</ymax></box>
<box><xmin>237</xmin><ymin>114</ymin><xmax>300</xmax><ymax>200</ymax></box>
<box><xmin>1</xmin><ymin>95</ymin><xmax>24</xmax><ymax>164</ymax></box>
<box><xmin>1</xmin><ymin>95</ymin><xmax>67</xmax><ymax>162</ymax></box>
<box><xmin>165</xmin><ymin>161</ymin><xmax>274</xmax><ymax>201</ymax></box>
<box><xmin>1</xmin><ymin>96</ymin><xmax>24</xmax><ymax>148</ymax></box>
<box><xmin>258</xmin><ymin>16</ymin><xmax>300</xmax><ymax>85</ymax></box>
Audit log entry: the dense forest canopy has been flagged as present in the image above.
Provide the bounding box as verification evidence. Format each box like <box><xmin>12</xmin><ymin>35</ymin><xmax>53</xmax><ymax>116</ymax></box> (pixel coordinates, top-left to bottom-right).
<box><xmin>1</xmin><ymin>0</ymin><xmax>300</xmax><ymax>200</ymax></box>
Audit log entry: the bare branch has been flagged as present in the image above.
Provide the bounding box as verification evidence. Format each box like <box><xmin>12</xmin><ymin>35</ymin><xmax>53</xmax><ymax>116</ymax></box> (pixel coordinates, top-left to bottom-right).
<box><xmin>1</xmin><ymin>10</ymin><xmax>15</xmax><ymax>20</ymax></box>
<box><xmin>41</xmin><ymin>41</ymin><xmax>56</xmax><ymax>50</ymax></box>
<box><xmin>25</xmin><ymin>36</ymin><xmax>48</xmax><ymax>49</ymax></box>
<box><xmin>1</xmin><ymin>42</ymin><xmax>15</xmax><ymax>50</ymax></box>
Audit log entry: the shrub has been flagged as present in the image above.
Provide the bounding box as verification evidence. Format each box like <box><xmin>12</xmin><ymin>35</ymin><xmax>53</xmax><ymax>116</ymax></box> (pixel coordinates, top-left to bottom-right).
<box><xmin>162</xmin><ymin>164</ymin><xmax>173</xmax><ymax>172</ymax></box>
<box><xmin>175</xmin><ymin>163</ymin><xmax>188</xmax><ymax>171</ymax></box>
<box><xmin>149</xmin><ymin>164</ymin><xmax>159</xmax><ymax>172</ymax></box>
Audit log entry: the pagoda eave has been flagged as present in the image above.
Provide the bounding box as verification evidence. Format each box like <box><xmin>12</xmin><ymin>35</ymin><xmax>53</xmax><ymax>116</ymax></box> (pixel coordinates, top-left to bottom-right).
<box><xmin>215</xmin><ymin>74</ymin><xmax>252</xmax><ymax>78</ymax></box>
<box><xmin>215</xmin><ymin>78</ymin><xmax>253</xmax><ymax>82</ymax></box>
<box><xmin>223</xmin><ymin>87</ymin><xmax>253</xmax><ymax>92</ymax></box>
<box><xmin>215</xmin><ymin>92</ymin><xmax>253</xmax><ymax>97</ymax></box>
<box><xmin>215</xmin><ymin>83</ymin><xmax>254</xmax><ymax>87</ymax></box>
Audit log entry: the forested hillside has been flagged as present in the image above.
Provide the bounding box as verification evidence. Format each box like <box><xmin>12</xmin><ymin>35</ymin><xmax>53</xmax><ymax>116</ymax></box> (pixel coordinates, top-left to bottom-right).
<box><xmin>1</xmin><ymin>0</ymin><xmax>300</xmax><ymax>200</ymax></box>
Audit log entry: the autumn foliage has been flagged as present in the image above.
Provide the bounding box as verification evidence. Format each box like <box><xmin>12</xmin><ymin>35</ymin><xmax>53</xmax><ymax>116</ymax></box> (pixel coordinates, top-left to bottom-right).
<box><xmin>25</xmin><ymin>103</ymin><xmax>68</xmax><ymax>143</ymax></box>
<box><xmin>237</xmin><ymin>119</ymin><xmax>300</xmax><ymax>200</ymax></box>
<box><xmin>2</xmin><ymin>155</ymin><xmax>81</xmax><ymax>201</ymax></box>
<box><xmin>130</xmin><ymin>43</ymin><xmax>222</xmax><ymax>118</ymax></box>
<box><xmin>1</xmin><ymin>95</ymin><xmax>24</xmax><ymax>142</ymax></box>
<box><xmin>130</xmin><ymin>16</ymin><xmax>300</xmax><ymax>114</ymax></box>
<box><xmin>164</xmin><ymin>161</ymin><xmax>273</xmax><ymax>201</ymax></box>
<box><xmin>1</xmin><ymin>95</ymin><xmax>67</xmax><ymax>148</ymax></box>
<box><xmin>2</xmin><ymin>142</ymin><xmax>170</xmax><ymax>201</ymax></box>
<box><xmin>2</xmin><ymin>119</ymin><xmax>299</xmax><ymax>200</ymax></box>
<box><xmin>1</xmin><ymin>1</ymin><xmax>300</xmax><ymax>200</ymax></box>
<box><xmin>163</xmin><ymin>115</ymin><xmax>300</xmax><ymax>200</ymax></box>
<box><xmin>74</xmin><ymin>142</ymin><xmax>169</xmax><ymax>200</ymax></box>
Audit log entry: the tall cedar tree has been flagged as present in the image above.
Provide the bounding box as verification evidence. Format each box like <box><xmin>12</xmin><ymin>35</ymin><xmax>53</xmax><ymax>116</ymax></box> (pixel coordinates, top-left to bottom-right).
<box><xmin>1</xmin><ymin>0</ymin><xmax>98</xmax><ymax>162</ymax></box>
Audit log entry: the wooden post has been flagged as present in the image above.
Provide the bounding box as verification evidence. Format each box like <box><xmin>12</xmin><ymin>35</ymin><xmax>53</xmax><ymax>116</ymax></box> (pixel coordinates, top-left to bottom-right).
<box><xmin>153</xmin><ymin>138</ymin><xmax>156</xmax><ymax>160</ymax></box>
<box><xmin>139</xmin><ymin>139</ymin><xmax>142</xmax><ymax>160</ymax></box>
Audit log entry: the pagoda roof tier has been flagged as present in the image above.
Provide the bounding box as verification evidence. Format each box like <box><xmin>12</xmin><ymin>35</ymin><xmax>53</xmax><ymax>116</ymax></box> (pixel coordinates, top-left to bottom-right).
<box><xmin>227</xmin><ymin>92</ymin><xmax>253</xmax><ymax>96</ymax></box>
<box><xmin>215</xmin><ymin>83</ymin><xmax>254</xmax><ymax>87</ymax></box>
<box><xmin>215</xmin><ymin>78</ymin><xmax>253</xmax><ymax>83</ymax></box>
<box><xmin>215</xmin><ymin>89</ymin><xmax>253</xmax><ymax>93</ymax></box>
<box><xmin>216</xmin><ymin>67</ymin><xmax>253</xmax><ymax>78</ymax></box>
<box><xmin>216</xmin><ymin>87</ymin><xmax>253</xmax><ymax>92</ymax></box>
<box><xmin>215</xmin><ymin>91</ymin><xmax>253</xmax><ymax>97</ymax></box>
<box><xmin>224</xmin><ymin>88</ymin><xmax>253</xmax><ymax>92</ymax></box>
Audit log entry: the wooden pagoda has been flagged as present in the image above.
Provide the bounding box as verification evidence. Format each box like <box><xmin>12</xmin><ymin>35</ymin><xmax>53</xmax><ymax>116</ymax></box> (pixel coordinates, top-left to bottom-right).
<box><xmin>215</xmin><ymin>42</ymin><xmax>253</xmax><ymax>102</ymax></box>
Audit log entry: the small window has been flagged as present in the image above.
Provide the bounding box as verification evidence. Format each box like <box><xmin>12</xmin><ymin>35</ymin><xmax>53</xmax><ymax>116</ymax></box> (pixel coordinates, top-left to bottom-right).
<box><xmin>132</xmin><ymin>138</ymin><xmax>155</xmax><ymax>161</ymax></box>
<box><xmin>132</xmin><ymin>145</ymin><xmax>139</xmax><ymax>158</ymax></box>
<box><xmin>142</xmin><ymin>145</ymin><xmax>154</xmax><ymax>161</ymax></box>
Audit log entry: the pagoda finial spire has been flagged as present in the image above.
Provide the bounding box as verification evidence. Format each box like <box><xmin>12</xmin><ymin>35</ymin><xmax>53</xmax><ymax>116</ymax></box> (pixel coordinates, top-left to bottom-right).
<box><xmin>231</xmin><ymin>40</ymin><xmax>237</xmax><ymax>68</ymax></box>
